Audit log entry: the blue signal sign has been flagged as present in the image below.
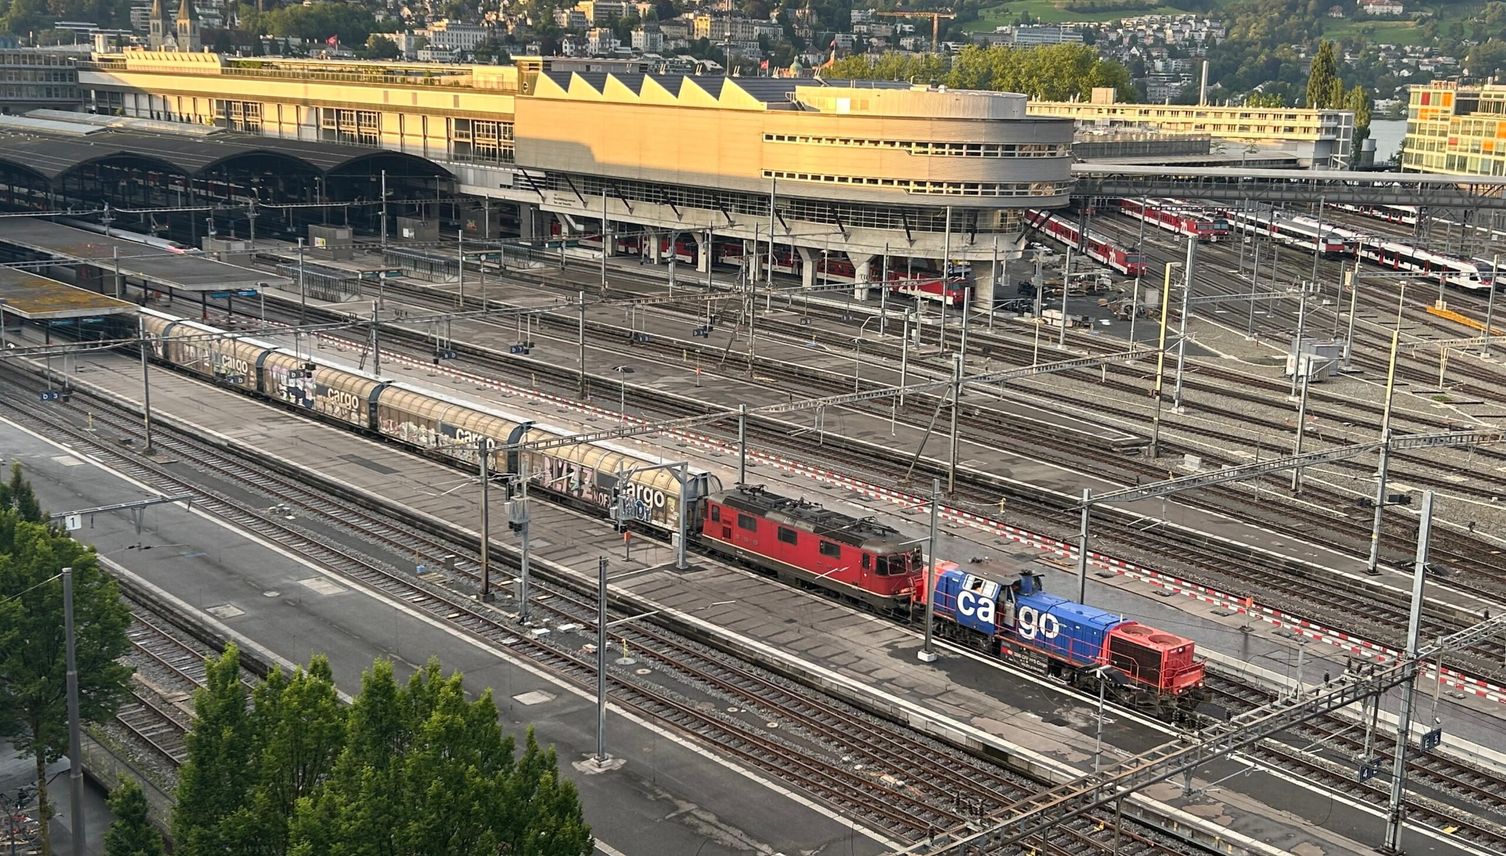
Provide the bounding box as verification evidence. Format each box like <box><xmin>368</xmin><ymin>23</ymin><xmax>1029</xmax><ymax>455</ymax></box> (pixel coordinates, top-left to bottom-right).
<box><xmin>38</xmin><ymin>389</ymin><xmax>62</xmax><ymax>402</ymax></box>
<box><xmin>1358</xmin><ymin>763</ymin><xmax>1377</xmax><ymax>782</ymax></box>
<box><xmin>508</xmin><ymin>344</ymin><xmax>530</xmax><ymax>355</ymax></box>
<box><xmin>435</xmin><ymin>349</ymin><xmax>458</xmax><ymax>360</ymax></box>
<box><xmin>1421</xmin><ymin>728</ymin><xmax>1443</xmax><ymax>751</ymax></box>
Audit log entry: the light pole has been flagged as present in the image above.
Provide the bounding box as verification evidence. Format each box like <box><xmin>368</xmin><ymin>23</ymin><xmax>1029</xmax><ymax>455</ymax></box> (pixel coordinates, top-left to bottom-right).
<box><xmin>1148</xmin><ymin>261</ymin><xmax>1179</xmax><ymax>459</ymax></box>
<box><xmin>595</xmin><ymin>556</ymin><xmax>610</xmax><ymax>766</ymax></box>
<box><xmin>612</xmin><ymin>365</ymin><xmax>633</xmax><ymax>423</ymax></box>
<box><xmin>1290</xmin><ymin>355</ymin><xmax>1312</xmax><ymax>495</ymax></box>
<box><xmin>0</xmin><ymin>298</ymin><xmax>7</xmax><ymax>350</ymax></box>
<box><xmin>1172</xmin><ymin>236</ymin><xmax>1196</xmax><ymax>410</ymax></box>
<box><xmin>512</xmin><ymin>464</ymin><xmax>533</xmax><ymax>624</ymax></box>
<box><xmin>478</xmin><ymin>438</ymin><xmax>494</xmax><ymax>602</ymax></box>
<box><xmin>1342</xmin><ymin>267</ymin><xmax>1359</xmax><ymax>370</ymax></box>
<box><xmin>854</xmin><ymin>316</ymin><xmax>878</xmax><ymax>391</ymax></box>
<box><xmin>139</xmin><ymin>315</ymin><xmax>154</xmax><ymax>454</ymax></box>
<box><xmin>297</xmin><ymin>237</ymin><xmax>307</xmax><ymax>325</ymax></box>
<box><xmin>457</xmin><ymin>228</ymin><xmax>465</xmax><ymax>309</ymax></box>
<box><xmin>63</xmin><ymin>567</ymin><xmax>85</xmax><ymax>856</ymax></box>
<box><xmin>1484</xmin><ymin>255</ymin><xmax>1499</xmax><ymax>359</ymax></box>
<box><xmin>916</xmin><ymin>477</ymin><xmax>941</xmax><ymax>664</ymax></box>
<box><xmin>1366</xmin><ymin>289</ymin><xmax>1406</xmax><ymax>574</ymax></box>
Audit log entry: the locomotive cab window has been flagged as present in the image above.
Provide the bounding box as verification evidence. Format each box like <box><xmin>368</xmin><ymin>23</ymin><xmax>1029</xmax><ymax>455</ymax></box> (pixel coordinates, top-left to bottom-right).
<box><xmin>777</xmin><ymin>527</ymin><xmax>798</xmax><ymax>545</ymax></box>
<box><xmin>861</xmin><ymin>554</ymin><xmax>870</xmax><ymax>570</ymax></box>
<box><xmin>709</xmin><ymin>506</ymin><xmax>721</xmax><ymax>523</ymax></box>
<box><xmin>737</xmin><ymin>514</ymin><xmax>758</xmax><ymax>531</ymax></box>
<box><xmin>818</xmin><ymin>541</ymin><xmax>841</xmax><ymax>558</ymax></box>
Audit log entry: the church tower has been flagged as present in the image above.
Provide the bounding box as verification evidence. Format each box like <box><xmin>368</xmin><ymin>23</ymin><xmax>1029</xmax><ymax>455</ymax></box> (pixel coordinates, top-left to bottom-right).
<box><xmin>175</xmin><ymin>0</ymin><xmax>200</xmax><ymax>52</ymax></box>
<box><xmin>147</xmin><ymin>0</ymin><xmax>167</xmax><ymax>49</ymax></box>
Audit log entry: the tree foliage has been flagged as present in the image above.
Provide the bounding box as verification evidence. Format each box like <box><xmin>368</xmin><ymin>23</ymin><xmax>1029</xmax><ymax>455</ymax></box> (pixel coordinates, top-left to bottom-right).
<box><xmin>174</xmin><ymin>654</ymin><xmax>592</xmax><ymax>856</ymax></box>
<box><xmin>104</xmin><ymin>779</ymin><xmax>164</xmax><ymax>856</ymax></box>
<box><xmin>828</xmin><ymin>44</ymin><xmax>1133</xmax><ymax>102</ymax></box>
<box><xmin>253</xmin><ymin>1</ymin><xmax>377</xmax><ymax>45</ymax></box>
<box><xmin>0</xmin><ymin>468</ymin><xmax>133</xmax><ymax>856</ymax></box>
<box><xmin>0</xmin><ymin>0</ymin><xmax>131</xmax><ymax>38</ymax></box>
<box><xmin>1305</xmin><ymin>39</ymin><xmax>1343</xmax><ymax>109</ymax></box>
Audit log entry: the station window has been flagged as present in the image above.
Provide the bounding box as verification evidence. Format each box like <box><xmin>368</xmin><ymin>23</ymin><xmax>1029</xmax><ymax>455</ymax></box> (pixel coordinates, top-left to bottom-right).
<box><xmin>737</xmin><ymin>513</ymin><xmax>758</xmax><ymax>531</ymax></box>
<box><xmin>709</xmin><ymin>505</ymin><xmax>720</xmax><ymax>523</ymax></box>
<box><xmin>819</xmin><ymin>541</ymin><xmax>841</xmax><ymax>558</ymax></box>
<box><xmin>777</xmin><ymin>527</ymin><xmax>798</xmax><ymax>545</ymax></box>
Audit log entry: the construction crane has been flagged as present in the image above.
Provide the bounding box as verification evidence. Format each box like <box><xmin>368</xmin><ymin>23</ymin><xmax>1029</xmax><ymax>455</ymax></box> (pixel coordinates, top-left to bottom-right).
<box><xmin>877</xmin><ymin>9</ymin><xmax>956</xmax><ymax>53</ymax></box>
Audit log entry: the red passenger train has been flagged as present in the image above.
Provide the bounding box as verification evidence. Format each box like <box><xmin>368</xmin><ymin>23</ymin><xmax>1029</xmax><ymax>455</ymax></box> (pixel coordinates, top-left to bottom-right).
<box><xmin>1025</xmin><ymin>210</ymin><xmax>1147</xmax><ymax>276</ymax></box>
<box><xmin>1118</xmin><ymin>198</ymin><xmax>1231</xmax><ymax>242</ymax></box>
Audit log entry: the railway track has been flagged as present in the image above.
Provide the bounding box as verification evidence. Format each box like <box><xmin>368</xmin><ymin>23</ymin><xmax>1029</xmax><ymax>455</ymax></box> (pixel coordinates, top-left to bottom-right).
<box><xmin>250</xmin><ymin>279</ymin><xmax>1506</xmax><ymax>679</ymax></box>
<box><xmin>18</xmin><ymin>355</ymin><xmax>1506</xmax><ymax>854</ymax></box>
<box><xmin>0</xmin><ymin>370</ymin><xmax>1205</xmax><ymax>854</ymax></box>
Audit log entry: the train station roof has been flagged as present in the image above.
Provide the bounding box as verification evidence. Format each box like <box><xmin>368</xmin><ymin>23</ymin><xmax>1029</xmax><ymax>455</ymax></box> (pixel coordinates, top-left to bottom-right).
<box><xmin>0</xmin><ymin>219</ymin><xmax>288</xmax><ymax>294</ymax></box>
<box><xmin>0</xmin><ymin>268</ymin><xmax>135</xmax><ymax>320</ymax></box>
<box><xmin>0</xmin><ymin>114</ymin><xmax>449</xmax><ymax>183</ymax></box>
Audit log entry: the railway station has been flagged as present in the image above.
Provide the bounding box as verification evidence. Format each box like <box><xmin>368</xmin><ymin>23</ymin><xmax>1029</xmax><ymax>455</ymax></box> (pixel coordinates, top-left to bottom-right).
<box><xmin>2</xmin><ymin>41</ymin><xmax>1506</xmax><ymax>856</ymax></box>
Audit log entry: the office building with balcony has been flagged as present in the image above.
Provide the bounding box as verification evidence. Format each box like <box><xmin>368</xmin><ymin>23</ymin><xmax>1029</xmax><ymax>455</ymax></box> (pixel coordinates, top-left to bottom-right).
<box><xmin>1029</xmin><ymin>90</ymin><xmax>1355</xmax><ymax>167</ymax></box>
<box><xmin>1401</xmin><ymin>81</ymin><xmax>1506</xmax><ymax>177</ymax></box>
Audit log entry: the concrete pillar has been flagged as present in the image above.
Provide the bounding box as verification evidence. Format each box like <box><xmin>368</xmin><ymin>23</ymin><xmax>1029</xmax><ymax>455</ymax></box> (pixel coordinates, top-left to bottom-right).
<box><xmin>850</xmin><ymin>252</ymin><xmax>875</xmax><ymax>300</ymax></box>
<box><xmin>519</xmin><ymin>203</ymin><xmax>551</xmax><ymax>241</ymax></box>
<box><xmin>796</xmin><ymin>246</ymin><xmax>817</xmax><ymax>288</ymax></box>
<box><xmin>973</xmin><ymin>258</ymin><xmax>998</xmax><ymax>309</ymax></box>
<box><xmin>745</xmin><ymin>238</ymin><xmax>761</xmax><ymax>282</ymax></box>
<box><xmin>692</xmin><ymin>231</ymin><xmax>710</xmax><ymax>273</ymax></box>
<box><xmin>648</xmin><ymin>230</ymin><xmax>664</xmax><ymax>264</ymax></box>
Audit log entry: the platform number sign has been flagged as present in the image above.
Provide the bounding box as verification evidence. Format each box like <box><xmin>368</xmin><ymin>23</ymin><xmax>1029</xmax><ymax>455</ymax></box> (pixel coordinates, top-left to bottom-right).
<box><xmin>1358</xmin><ymin>763</ymin><xmax>1378</xmax><ymax>783</ymax></box>
<box><xmin>64</xmin><ymin>514</ymin><xmax>82</xmax><ymax>532</ymax></box>
<box><xmin>435</xmin><ymin>348</ymin><xmax>458</xmax><ymax>361</ymax></box>
<box><xmin>1421</xmin><ymin>728</ymin><xmax>1443</xmax><ymax>752</ymax></box>
<box><xmin>1015</xmin><ymin>605</ymin><xmax>1061</xmax><ymax>641</ymax></box>
<box><xmin>38</xmin><ymin>389</ymin><xmax>62</xmax><ymax>402</ymax></box>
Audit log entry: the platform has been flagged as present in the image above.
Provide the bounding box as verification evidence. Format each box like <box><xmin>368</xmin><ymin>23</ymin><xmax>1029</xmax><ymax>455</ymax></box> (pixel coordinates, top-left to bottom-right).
<box><xmin>0</xmin><ymin>417</ymin><xmax>887</xmax><ymax>856</ymax></box>
<box><xmin>248</xmin><ymin>268</ymin><xmax>1504</xmax><ymax>635</ymax></box>
<box><xmin>0</xmin><ymin>268</ymin><xmax>135</xmax><ymax>321</ymax></box>
<box><xmin>6</xmin><ymin>328</ymin><xmax>1494</xmax><ymax>856</ymax></box>
<box><xmin>0</xmin><ymin>219</ymin><xmax>285</xmax><ymax>294</ymax></box>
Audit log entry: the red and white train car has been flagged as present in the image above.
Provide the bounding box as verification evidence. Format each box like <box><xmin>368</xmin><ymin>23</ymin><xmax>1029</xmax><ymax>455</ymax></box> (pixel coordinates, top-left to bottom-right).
<box><xmin>1025</xmin><ymin>210</ymin><xmax>1147</xmax><ymax>276</ymax></box>
<box><xmin>1119</xmin><ymin>198</ymin><xmax>1230</xmax><ymax>242</ymax></box>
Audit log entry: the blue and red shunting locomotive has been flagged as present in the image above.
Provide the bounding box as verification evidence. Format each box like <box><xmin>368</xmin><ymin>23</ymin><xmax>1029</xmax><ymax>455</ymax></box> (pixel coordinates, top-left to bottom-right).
<box><xmin>917</xmin><ymin>564</ymin><xmax>1206</xmax><ymax>717</ymax></box>
<box><xmin>700</xmin><ymin>485</ymin><xmax>1207</xmax><ymax>717</ymax></box>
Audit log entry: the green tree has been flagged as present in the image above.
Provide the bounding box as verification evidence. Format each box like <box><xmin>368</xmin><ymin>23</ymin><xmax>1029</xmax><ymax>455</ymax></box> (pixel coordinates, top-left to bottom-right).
<box><xmin>829</xmin><ymin>45</ymin><xmax>1131</xmax><ymax>101</ymax></box>
<box><xmin>356</xmin><ymin>34</ymin><xmax>401</xmax><ymax>60</ymax></box>
<box><xmin>172</xmin><ymin>645</ymin><xmax>257</xmax><ymax>854</ymax></box>
<box><xmin>0</xmin><ymin>493</ymin><xmax>132</xmax><ymax>856</ymax></box>
<box><xmin>1246</xmin><ymin>91</ymin><xmax>1287</xmax><ymax>107</ymax></box>
<box><xmin>1305</xmin><ymin>39</ymin><xmax>1342</xmax><ymax>109</ymax></box>
<box><xmin>286</xmin><ymin>658</ymin><xmax>591</xmax><ymax>856</ymax></box>
<box><xmin>1345</xmin><ymin>82</ymin><xmax>1372</xmax><ymax>147</ymax></box>
<box><xmin>246</xmin><ymin>657</ymin><xmax>346</xmax><ymax>855</ymax></box>
<box><xmin>103</xmin><ymin>779</ymin><xmax>164</xmax><ymax>856</ymax></box>
<box><xmin>0</xmin><ymin>462</ymin><xmax>44</xmax><ymax>523</ymax></box>
<box><xmin>261</xmin><ymin>1</ymin><xmax>375</xmax><ymax>45</ymax></box>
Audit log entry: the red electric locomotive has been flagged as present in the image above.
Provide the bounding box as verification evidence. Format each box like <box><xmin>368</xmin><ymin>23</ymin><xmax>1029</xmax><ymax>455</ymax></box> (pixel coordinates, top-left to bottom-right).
<box><xmin>699</xmin><ymin>485</ymin><xmax>922</xmax><ymax>612</ymax></box>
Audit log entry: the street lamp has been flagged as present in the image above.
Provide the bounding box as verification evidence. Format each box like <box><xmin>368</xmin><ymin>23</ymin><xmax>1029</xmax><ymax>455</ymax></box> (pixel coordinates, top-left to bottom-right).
<box><xmin>611</xmin><ymin>365</ymin><xmax>634</xmax><ymax>424</ymax></box>
<box><xmin>0</xmin><ymin>298</ymin><xmax>7</xmax><ymax>350</ymax></box>
<box><xmin>1090</xmin><ymin>665</ymin><xmax>1128</xmax><ymax>772</ymax></box>
<box><xmin>853</xmin><ymin>316</ymin><xmax>879</xmax><ymax>391</ymax></box>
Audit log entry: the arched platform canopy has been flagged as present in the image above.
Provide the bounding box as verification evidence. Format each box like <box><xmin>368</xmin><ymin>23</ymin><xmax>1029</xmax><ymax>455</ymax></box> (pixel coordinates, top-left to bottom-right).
<box><xmin>0</xmin><ymin>118</ymin><xmax>451</xmax><ymax>186</ymax></box>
